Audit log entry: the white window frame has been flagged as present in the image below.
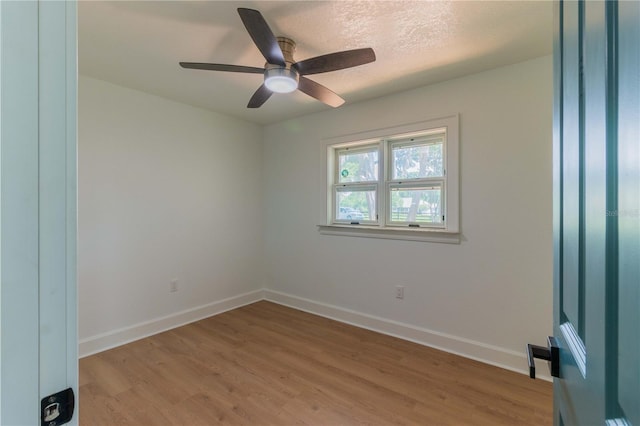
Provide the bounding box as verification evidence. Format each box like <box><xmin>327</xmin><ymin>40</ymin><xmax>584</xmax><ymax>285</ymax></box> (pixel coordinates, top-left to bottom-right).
<box><xmin>332</xmin><ymin>143</ymin><xmax>380</xmax><ymax>225</ymax></box>
<box><xmin>319</xmin><ymin>114</ymin><xmax>460</xmax><ymax>243</ymax></box>
<box><xmin>386</xmin><ymin>129</ymin><xmax>447</xmax><ymax>229</ymax></box>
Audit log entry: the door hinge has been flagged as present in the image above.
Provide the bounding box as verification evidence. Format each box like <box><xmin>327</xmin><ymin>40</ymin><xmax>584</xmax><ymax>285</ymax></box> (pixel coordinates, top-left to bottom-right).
<box><xmin>41</xmin><ymin>388</ymin><xmax>74</xmax><ymax>426</ymax></box>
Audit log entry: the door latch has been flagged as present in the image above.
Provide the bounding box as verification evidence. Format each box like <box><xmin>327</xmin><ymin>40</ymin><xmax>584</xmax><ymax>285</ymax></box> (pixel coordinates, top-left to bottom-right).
<box><xmin>41</xmin><ymin>388</ymin><xmax>74</xmax><ymax>426</ymax></box>
<box><xmin>527</xmin><ymin>336</ymin><xmax>560</xmax><ymax>379</ymax></box>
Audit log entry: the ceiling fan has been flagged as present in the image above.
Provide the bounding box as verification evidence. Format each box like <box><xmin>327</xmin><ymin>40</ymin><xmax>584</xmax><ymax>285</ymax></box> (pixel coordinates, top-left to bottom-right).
<box><xmin>179</xmin><ymin>8</ymin><xmax>376</xmax><ymax>109</ymax></box>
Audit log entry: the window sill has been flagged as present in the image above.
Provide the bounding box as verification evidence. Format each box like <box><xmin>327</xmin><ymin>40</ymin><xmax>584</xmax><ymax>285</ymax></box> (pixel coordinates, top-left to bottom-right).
<box><xmin>317</xmin><ymin>224</ymin><xmax>461</xmax><ymax>244</ymax></box>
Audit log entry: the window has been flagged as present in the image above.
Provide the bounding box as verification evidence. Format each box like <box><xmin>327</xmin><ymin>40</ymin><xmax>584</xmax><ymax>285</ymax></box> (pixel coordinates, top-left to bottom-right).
<box><xmin>321</xmin><ymin>115</ymin><xmax>459</xmax><ymax>242</ymax></box>
<box><xmin>387</xmin><ymin>131</ymin><xmax>446</xmax><ymax>228</ymax></box>
<box><xmin>333</xmin><ymin>143</ymin><xmax>379</xmax><ymax>224</ymax></box>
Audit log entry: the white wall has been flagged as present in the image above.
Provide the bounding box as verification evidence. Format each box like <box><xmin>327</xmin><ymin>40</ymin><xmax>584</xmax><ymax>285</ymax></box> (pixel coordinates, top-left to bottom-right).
<box><xmin>262</xmin><ymin>56</ymin><xmax>553</xmax><ymax>374</ymax></box>
<box><xmin>78</xmin><ymin>76</ymin><xmax>264</xmax><ymax>355</ymax></box>
<box><xmin>78</xmin><ymin>56</ymin><xmax>553</xmax><ymax>375</ymax></box>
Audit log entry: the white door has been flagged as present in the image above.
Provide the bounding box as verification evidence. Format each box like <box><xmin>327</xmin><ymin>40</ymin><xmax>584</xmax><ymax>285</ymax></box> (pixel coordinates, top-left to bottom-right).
<box><xmin>1</xmin><ymin>1</ymin><xmax>78</xmax><ymax>425</ymax></box>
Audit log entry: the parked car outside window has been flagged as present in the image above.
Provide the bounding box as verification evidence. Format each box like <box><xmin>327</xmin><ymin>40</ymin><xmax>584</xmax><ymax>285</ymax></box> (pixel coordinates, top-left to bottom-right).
<box><xmin>338</xmin><ymin>207</ymin><xmax>364</xmax><ymax>220</ymax></box>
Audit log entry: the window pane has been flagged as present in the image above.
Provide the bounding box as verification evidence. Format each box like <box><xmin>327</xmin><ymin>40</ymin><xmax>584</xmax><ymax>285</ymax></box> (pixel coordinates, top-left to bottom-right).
<box><xmin>390</xmin><ymin>186</ymin><xmax>442</xmax><ymax>224</ymax></box>
<box><xmin>338</xmin><ymin>148</ymin><xmax>378</xmax><ymax>183</ymax></box>
<box><xmin>392</xmin><ymin>141</ymin><xmax>443</xmax><ymax>179</ymax></box>
<box><xmin>336</xmin><ymin>188</ymin><xmax>376</xmax><ymax>221</ymax></box>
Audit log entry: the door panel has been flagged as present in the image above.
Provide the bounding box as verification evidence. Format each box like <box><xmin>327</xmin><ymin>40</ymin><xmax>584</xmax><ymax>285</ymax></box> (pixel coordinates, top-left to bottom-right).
<box><xmin>0</xmin><ymin>2</ymin><xmax>40</xmax><ymax>423</ymax></box>
<box><xmin>554</xmin><ymin>0</ymin><xmax>639</xmax><ymax>424</ymax></box>
<box><xmin>561</xmin><ymin>0</ymin><xmax>583</xmax><ymax>337</ymax></box>
<box><xmin>617</xmin><ymin>2</ymin><xmax>639</xmax><ymax>424</ymax></box>
<box><xmin>39</xmin><ymin>0</ymin><xmax>74</xmax><ymax>397</ymax></box>
<box><xmin>555</xmin><ymin>1</ymin><xmax>607</xmax><ymax>424</ymax></box>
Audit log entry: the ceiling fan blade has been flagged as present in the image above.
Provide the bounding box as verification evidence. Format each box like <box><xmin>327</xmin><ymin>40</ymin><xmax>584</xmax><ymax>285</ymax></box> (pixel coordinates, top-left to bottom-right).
<box><xmin>297</xmin><ymin>77</ymin><xmax>345</xmax><ymax>108</ymax></box>
<box><xmin>237</xmin><ymin>8</ymin><xmax>285</xmax><ymax>66</ymax></box>
<box><xmin>247</xmin><ymin>84</ymin><xmax>273</xmax><ymax>108</ymax></box>
<box><xmin>179</xmin><ymin>62</ymin><xmax>265</xmax><ymax>74</ymax></box>
<box><xmin>293</xmin><ymin>48</ymin><xmax>376</xmax><ymax>75</ymax></box>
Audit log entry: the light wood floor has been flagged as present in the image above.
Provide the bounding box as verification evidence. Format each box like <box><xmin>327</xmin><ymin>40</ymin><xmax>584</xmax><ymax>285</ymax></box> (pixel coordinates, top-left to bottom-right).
<box><xmin>80</xmin><ymin>301</ymin><xmax>552</xmax><ymax>425</ymax></box>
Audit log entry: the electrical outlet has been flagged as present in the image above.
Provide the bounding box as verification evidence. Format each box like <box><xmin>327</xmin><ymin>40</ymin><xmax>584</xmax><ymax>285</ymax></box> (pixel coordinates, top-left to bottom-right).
<box><xmin>169</xmin><ymin>279</ymin><xmax>179</xmax><ymax>293</ymax></box>
<box><xmin>395</xmin><ymin>285</ymin><xmax>404</xmax><ymax>299</ymax></box>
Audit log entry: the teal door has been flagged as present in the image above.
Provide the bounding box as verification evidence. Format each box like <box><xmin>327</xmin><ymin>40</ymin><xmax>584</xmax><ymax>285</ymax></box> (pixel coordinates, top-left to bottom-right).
<box><xmin>554</xmin><ymin>0</ymin><xmax>639</xmax><ymax>424</ymax></box>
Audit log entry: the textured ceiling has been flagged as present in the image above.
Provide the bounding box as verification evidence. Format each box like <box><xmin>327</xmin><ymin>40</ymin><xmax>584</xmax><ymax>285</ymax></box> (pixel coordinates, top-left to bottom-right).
<box><xmin>79</xmin><ymin>1</ymin><xmax>552</xmax><ymax>125</ymax></box>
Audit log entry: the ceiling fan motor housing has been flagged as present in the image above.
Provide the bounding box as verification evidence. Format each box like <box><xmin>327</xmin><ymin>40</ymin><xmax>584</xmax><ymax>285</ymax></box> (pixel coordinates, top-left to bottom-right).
<box><xmin>264</xmin><ymin>37</ymin><xmax>299</xmax><ymax>93</ymax></box>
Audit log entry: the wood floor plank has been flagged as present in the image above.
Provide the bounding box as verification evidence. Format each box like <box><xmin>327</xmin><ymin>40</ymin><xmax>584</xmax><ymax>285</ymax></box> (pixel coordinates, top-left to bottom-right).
<box><xmin>80</xmin><ymin>301</ymin><xmax>552</xmax><ymax>425</ymax></box>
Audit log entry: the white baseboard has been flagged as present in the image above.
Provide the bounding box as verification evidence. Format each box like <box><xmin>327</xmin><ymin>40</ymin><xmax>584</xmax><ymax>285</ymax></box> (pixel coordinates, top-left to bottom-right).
<box><xmin>79</xmin><ymin>287</ymin><xmax>549</xmax><ymax>381</ymax></box>
<box><xmin>79</xmin><ymin>289</ymin><xmax>265</xmax><ymax>358</ymax></box>
<box><xmin>264</xmin><ymin>289</ymin><xmax>551</xmax><ymax>381</ymax></box>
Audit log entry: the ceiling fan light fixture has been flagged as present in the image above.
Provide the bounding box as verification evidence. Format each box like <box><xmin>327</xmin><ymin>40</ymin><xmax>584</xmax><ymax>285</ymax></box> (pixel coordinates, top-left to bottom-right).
<box><xmin>180</xmin><ymin>8</ymin><xmax>375</xmax><ymax>108</ymax></box>
<box><xmin>264</xmin><ymin>67</ymin><xmax>299</xmax><ymax>93</ymax></box>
